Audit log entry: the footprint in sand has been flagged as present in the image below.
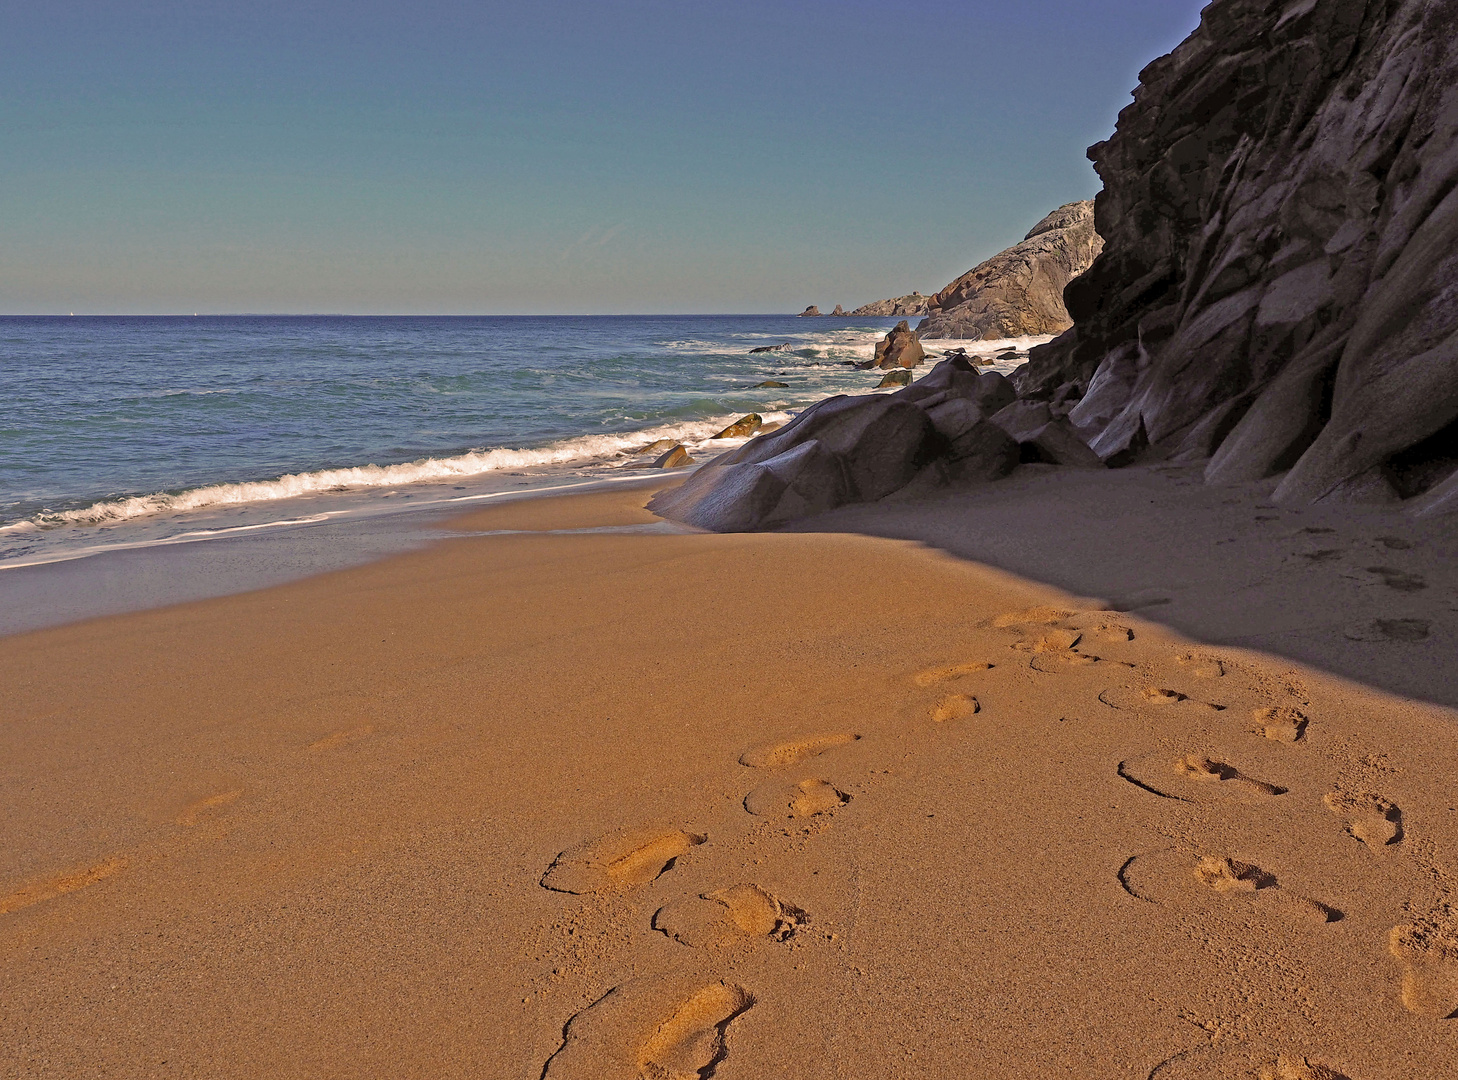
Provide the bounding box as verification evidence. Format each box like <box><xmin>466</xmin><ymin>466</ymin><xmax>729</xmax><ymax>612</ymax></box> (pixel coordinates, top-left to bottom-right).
<box><xmin>1343</xmin><ymin>617</ymin><xmax>1431</xmax><ymax>643</ymax></box>
<box><xmin>1388</xmin><ymin>924</ymin><xmax>1458</xmax><ymax>1019</ymax></box>
<box><xmin>541</xmin><ymin>828</ymin><xmax>707</xmax><ymax>895</ymax></box>
<box><xmin>1323</xmin><ymin>791</ymin><xmax>1403</xmax><ymax>847</ymax></box>
<box><xmin>1257</xmin><ymin>1058</ymin><xmax>1354</xmax><ymax>1080</ymax></box>
<box><xmin>543</xmin><ymin>976</ymin><xmax>754</xmax><ymax>1080</ymax></box>
<box><xmin>930</xmin><ymin>693</ymin><xmax>979</xmax><ymax>722</ymax></box>
<box><xmin>739</xmin><ymin>733</ymin><xmax>859</xmax><ymax>769</ymax></box>
<box><xmin>744</xmin><ymin>777</ymin><xmax>849</xmax><ymax>819</ymax></box>
<box><xmin>1067</xmin><ymin>615</ymin><xmax>1135</xmax><ymax>643</ymax></box>
<box><xmin>991</xmin><ymin>606</ymin><xmax>1075</xmax><ymax>628</ymax></box>
<box><xmin>1175</xmin><ymin>652</ymin><xmax>1225</xmax><ymax>678</ymax></box>
<box><xmin>0</xmin><ymin>857</ymin><xmax>128</xmax><ymax>916</ymax></box>
<box><xmin>176</xmin><ymin>789</ymin><xmax>244</xmax><ymax>827</ymax></box>
<box><xmin>1149</xmin><ymin>1045</ymin><xmax>1351</xmax><ymax>1080</ymax></box>
<box><xmin>1118</xmin><ymin>753</ymin><xmax>1286</xmax><ymax>802</ymax></box>
<box><xmin>1251</xmin><ymin>707</ymin><xmax>1308</xmax><ymax>743</ymax></box>
<box><xmin>654</xmin><ymin>884</ymin><xmax>807</xmax><ymax>947</ymax></box>
<box><xmin>1029</xmin><ymin>650</ymin><xmax>1105</xmax><ymax>673</ymax></box>
<box><xmin>1122</xmin><ymin>851</ymin><xmax>1340</xmax><ymax>922</ymax></box>
<box><xmin>1099</xmin><ymin>686</ymin><xmax>1223</xmax><ymax>712</ymax></box>
<box><xmin>1363</xmin><ymin>565</ymin><xmax>1427</xmax><ymax>592</ymax></box>
<box><xmin>1011</xmin><ymin>628</ymin><xmax>1082</xmax><ymax>653</ymax></box>
<box><xmin>308</xmin><ymin>724</ymin><xmax>374</xmax><ymax>751</ymax></box>
<box><xmin>911</xmin><ymin>660</ymin><xmax>992</xmax><ymax>687</ymax></box>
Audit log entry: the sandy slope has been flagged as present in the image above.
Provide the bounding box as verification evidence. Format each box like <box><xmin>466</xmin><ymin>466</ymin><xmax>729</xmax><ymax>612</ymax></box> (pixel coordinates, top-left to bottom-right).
<box><xmin>2</xmin><ymin>484</ymin><xmax>1456</xmax><ymax>1079</ymax></box>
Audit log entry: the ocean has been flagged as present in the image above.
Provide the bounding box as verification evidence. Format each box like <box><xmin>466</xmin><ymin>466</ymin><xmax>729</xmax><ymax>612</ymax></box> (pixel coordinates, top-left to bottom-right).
<box><xmin>0</xmin><ymin>315</ymin><xmax>1045</xmax><ymax>570</ymax></box>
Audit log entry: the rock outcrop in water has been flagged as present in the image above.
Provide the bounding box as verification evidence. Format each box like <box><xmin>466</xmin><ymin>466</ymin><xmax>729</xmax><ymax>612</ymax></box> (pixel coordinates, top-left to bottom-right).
<box><xmin>850</xmin><ymin>292</ymin><xmax>931</xmax><ymax>317</ymax></box>
<box><xmin>917</xmin><ymin>202</ymin><xmax>1104</xmax><ymax>340</ymax></box>
<box><xmin>798</xmin><ymin>305</ymin><xmax>822</xmax><ymax>317</ymax></box>
<box><xmin>872</xmin><ymin>320</ymin><xmax>927</xmax><ymax>370</ymax></box>
<box><xmin>1025</xmin><ymin>0</ymin><xmax>1458</xmax><ymax>513</ymax></box>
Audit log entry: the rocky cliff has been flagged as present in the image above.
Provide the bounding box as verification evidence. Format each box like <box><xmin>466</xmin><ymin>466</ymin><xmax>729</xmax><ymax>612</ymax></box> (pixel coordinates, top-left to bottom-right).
<box><xmin>849</xmin><ymin>292</ymin><xmax>931</xmax><ymax>317</ymax></box>
<box><xmin>1026</xmin><ymin>0</ymin><xmax>1458</xmax><ymax>512</ymax></box>
<box><xmin>917</xmin><ymin>202</ymin><xmax>1104</xmax><ymax>340</ymax></box>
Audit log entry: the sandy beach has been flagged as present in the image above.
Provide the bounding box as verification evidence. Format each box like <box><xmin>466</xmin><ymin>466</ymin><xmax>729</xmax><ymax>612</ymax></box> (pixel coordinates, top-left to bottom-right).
<box><xmin>3</xmin><ymin>477</ymin><xmax>1456</xmax><ymax>1079</ymax></box>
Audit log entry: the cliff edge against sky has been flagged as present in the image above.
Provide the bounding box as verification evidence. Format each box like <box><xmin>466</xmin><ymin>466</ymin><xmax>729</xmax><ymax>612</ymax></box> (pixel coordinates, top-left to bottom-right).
<box><xmin>1027</xmin><ymin>0</ymin><xmax>1458</xmax><ymax>512</ymax></box>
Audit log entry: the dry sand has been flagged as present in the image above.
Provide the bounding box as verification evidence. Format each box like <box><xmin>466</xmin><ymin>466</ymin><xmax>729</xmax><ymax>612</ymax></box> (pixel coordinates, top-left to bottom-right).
<box><xmin>2</xmin><ymin>478</ymin><xmax>1457</xmax><ymax>1079</ymax></box>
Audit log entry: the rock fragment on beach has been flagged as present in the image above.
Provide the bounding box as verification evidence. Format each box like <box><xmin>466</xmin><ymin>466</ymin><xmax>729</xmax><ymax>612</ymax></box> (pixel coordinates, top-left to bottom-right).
<box><xmin>633</xmin><ymin>438</ymin><xmax>681</xmax><ymax>457</ymax></box>
<box><xmin>873</xmin><ymin>320</ymin><xmax>926</xmax><ymax>370</ymax></box>
<box><xmin>875</xmin><ymin>370</ymin><xmax>912</xmax><ymax>388</ymax></box>
<box><xmin>713</xmin><ymin>414</ymin><xmax>763</xmax><ymax>439</ymax></box>
<box><xmin>651</xmin><ymin>444</ymin><xmax>694</xmax><ymax>469</ymax></box>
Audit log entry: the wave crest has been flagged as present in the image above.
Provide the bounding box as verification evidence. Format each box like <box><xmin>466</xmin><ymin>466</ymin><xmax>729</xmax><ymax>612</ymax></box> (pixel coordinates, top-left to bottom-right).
<box><xmin>2</xmin><ymin>415</ymin><xmax>781</xmax><ymax>532</ymax></box>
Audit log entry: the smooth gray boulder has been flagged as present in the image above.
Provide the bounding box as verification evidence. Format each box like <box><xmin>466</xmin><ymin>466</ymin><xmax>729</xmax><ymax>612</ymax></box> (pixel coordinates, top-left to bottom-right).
<box><xmin>1022</xmin><ymin>419</ymin><xmax>1104</xmax><ymax>468</ymax></box>
<box><xmin>924</xmin><ymin>398</ymin><xmax>986</xmax><ymax>444</ymax></box>
<box><xmin>947</xmin><ymin>421</ymin><xmax>1020</xmax><ymax>481</ymax></box>
<box><xmin>648</xmin><ymin>392</ymin><xmax>943</xmax><ymax>531</ymax></box>
<box><xmin>648</xmin><ymin>440</ymin><xmax>848</xmax><ymax>532</ymax></box>
<box><xmin>989</xmin><ymin>400</ymin><xmax>1054</xmax><ymax>443</ymax></box>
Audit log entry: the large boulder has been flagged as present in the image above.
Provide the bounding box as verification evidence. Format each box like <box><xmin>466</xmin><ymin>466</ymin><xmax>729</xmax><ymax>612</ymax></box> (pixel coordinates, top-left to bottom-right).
<box><xmin>917</xmin><ymin>202</ymin><xmax>1104</xmax><ymax>340</ymax></box>
<box><xmin>1023</xmin><ymin>0</ymin><xmax>1458</xmax><ymax>512</ymax></box>
<box><xmin>648</xmin><ymin>439</ymin><xmax>849</xmax><ymax>532</ymax></box>
<box><xmin>647</xmin><ymin>393</ymin><xmax>942</xmax><ymax>530</ymax></box>
<box><xmin>873</xmin><ymin>320</ymin><xmax>927</xmax><ymax>369</ymax></box>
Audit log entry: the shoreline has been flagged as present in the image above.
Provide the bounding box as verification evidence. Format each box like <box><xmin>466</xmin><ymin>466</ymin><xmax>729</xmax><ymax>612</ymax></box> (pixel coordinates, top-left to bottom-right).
<box><xmin>1</xmin><ymin>477</ymin><xmax>1456</xmax><ymax>1077</ymax></box>
<box><xmin>0</xmin><ymin>473</ymin><xmax>685</xmax><ymax>638</ymax></box>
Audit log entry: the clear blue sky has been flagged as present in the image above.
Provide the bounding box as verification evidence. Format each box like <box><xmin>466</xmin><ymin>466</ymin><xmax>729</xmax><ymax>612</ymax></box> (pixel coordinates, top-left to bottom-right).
<box><xmin>1</xmin><ymin>1</ymin><xmax>1206</xmax><ymax>314</ymax></box>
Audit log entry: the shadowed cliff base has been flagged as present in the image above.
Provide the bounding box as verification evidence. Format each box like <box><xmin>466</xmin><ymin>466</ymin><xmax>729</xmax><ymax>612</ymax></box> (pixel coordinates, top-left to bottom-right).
<box><xmin>777</xmin><ymin>462</ymin><xmax>1458</xmax><ymax>712</ymax></box>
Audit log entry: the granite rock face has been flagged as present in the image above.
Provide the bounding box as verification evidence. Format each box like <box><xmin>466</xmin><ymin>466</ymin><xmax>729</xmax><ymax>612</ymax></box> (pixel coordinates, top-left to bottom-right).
<box><xmin>1025</xmin><ymin>0</ymin><xmax>1458</xmax><ymax>511</ymax></box>
<box><xmin>872</xmin><ymin>320</ymin><xmax>927</xmax><ymax>369</ymax></box>
<box><xmin>917</xmin><ymin>202</ymin><xmax>1104</xmax><ymax>340</ymax></box>
<box><xmin>850</xmin><ymin>292</ymin><xmax>931</xmax><ymax>317</ymax></box>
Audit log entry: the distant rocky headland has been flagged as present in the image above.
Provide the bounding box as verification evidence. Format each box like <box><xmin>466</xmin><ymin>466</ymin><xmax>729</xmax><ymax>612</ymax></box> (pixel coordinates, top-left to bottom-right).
<box><xmin>917</xmin><ymin>201</ymin><xmax>1103</xmax><ymax>340</ymax></box>
<box><xmin>670</xmin><ymin>0</ymin><xmax>1458</xmax><ymax>531</ymax></box>
<box><xmin>796</xmin><ymin>202</ymin><xmax>1100</xmax><ymax>339</ymax></box>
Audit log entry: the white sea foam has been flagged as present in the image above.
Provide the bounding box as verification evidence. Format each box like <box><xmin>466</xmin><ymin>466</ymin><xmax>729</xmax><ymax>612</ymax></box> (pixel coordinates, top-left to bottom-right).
<box><xmin>0</xmin><ymin>413</ymin><xmax>799</xmax><ymax>533</ymax></box>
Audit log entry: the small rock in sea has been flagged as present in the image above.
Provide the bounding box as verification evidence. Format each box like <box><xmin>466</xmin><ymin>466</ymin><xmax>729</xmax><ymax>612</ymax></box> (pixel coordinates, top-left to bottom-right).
<box><xmin>754</xmin><ymin>380</ymin><xmax>789</xmax><ymax>388</ymax></box>
<box><xmin>872</xmin><ymin>320</ymin><xmax>926</xmax><ymax>369</ymax></box>
<box><xmin>998</xmin><ymin>350</ymin><xmax>1020</xmax><ymax>358</ymax></box>
<box><xmin>713</xmin><ymin>413</ymin><xmax>764</xmax><ymax>439</ymax></box>
<box><xmin>651</xmin><ymin>444</ymin><xmax>694</xmax><ymax>469</ymax></box>
<box><xmin>750</xmin><ymin>343</ymin><xmax>792</xmax><ymax>354</ymax></box>
<box><xmin>758</xmin><ymin>422</ymin><xmax>783</xmax><ymax>434</ymax></box>
<box><xmin>798</xmin><ymin>305</ymin><xmax>822</xmax><ymax>317</ymax></box>
<box><xmin>632</xmin><ymin>438</ymin><xmax>681</xmax><ymax>456</ymax></box>
<box><xmin>831</xmin><ymin>304</ymin><xmax>847</xmax><ymax>316</ymax></box>
<box><xmin>876</xmin><ymin>370</ymin><xmax>912</xmax><ymax>388</ymax></box>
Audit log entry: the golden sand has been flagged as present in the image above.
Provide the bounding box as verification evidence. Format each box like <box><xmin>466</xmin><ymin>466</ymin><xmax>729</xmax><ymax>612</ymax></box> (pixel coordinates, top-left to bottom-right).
<box><xmin>2</xmin><ymin>484</ymin><xmax>1456</xmax><ymax>1077</ymax></box>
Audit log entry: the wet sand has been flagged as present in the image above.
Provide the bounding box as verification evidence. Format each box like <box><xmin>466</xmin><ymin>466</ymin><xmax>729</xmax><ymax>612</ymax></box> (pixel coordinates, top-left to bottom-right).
<box><xmin>2</xmin><ymin>479</ymin><xmax>1456</xmax><ymax>1079</ymax></box>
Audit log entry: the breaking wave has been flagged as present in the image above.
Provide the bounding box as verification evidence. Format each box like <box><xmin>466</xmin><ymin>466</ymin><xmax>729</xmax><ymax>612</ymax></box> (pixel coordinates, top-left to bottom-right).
<box><xmin>0</xmin><ymin>413</ymin><xmax>789</xmax><ymax>533</ymax></box>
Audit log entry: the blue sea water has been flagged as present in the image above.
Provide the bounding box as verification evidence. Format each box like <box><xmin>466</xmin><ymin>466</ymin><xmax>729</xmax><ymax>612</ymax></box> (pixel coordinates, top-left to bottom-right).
<box><xmin>0</xmin><ymin>315</ymin><xmax>1040</xmax><ymax>568</ymax></box>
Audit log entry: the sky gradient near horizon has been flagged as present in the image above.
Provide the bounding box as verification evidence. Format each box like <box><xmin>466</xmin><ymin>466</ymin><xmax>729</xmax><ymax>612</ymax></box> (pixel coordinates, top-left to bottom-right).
<box><xmin>2</xmin><ymin>1</ymin><xmax>1207</xmax><ymax>315</ymax></box>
